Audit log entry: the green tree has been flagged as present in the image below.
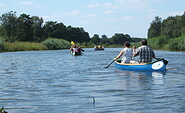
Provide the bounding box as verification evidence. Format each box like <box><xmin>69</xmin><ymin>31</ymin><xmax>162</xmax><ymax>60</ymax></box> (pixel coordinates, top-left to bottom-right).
<box><xmin>43</xmin><ymin>21</ymin><xmax>58</xmax><ymax>38</ymax></box>
<box><xmin>32</xmin><ymin>16</ymin><xmax>45</xmax><ymax>42</ymax></box>
<box><xmin>100</xmin><ymin>34</ymin><xmax>110</xmax><ymax>44</ymax></box>
<box><xmin>111</xmin><ymin>33</ymin><xmax>131</xmax><ymax>44</ymax></box>
<box><xmin>148</xmin><ymin>16</ymin><xmax>162</xmax><ymax>38</ymax></box>
<box><xmin>16</xmin><ymin>13</ymin><xmax>34</xmax><ymax>41</ymax></box>
<box><xmin>90</xmin><ymin>34</ymin><xmax>100</xmax><ymax>44</ymax></box>
<box><xmin>181</xmin><ymin>12</ymin><xmax>185</xmax><ymax>34</ymax></box>
<box><xmin>161</xmin><ymin>16</ymin><xmax>181</xmax><ymax>39</ymax></box>
<box><xmin>66</xmin><ymin>26</ymin><xmax>90</xmax><ymax>43</ymax></box>
<box><xmin>53</xmin><ymin>22</ymin><xmax>67</xmax><ymax>39</ymax></box>
<box><xmin>0</xmin><ymin>11</ymin><xmax>17</xmax><ymax>41</ymax></box>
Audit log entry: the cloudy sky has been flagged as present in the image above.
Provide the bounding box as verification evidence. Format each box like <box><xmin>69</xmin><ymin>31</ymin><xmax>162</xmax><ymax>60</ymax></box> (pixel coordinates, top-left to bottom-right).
<box><xmin>0</xmin><ymin>0</ymin><xmax>184</xmax><ymax>38</ymax></box>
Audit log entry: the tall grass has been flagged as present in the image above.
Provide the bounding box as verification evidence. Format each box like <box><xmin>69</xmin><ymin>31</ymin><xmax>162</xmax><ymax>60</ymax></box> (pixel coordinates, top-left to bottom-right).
<box><xmin>147</xmin><ymin>37</ymin><xmax>168</xmax><ymax>49</ymax></box>
<box><xmin>2</xmin><ymin>42</ymin><xmax>47</xmax><ymax>52</ymax></box>
<box><xmin>147</xmin><ymin>34</ymin><xmax>185</xmax><ymax>51</ymax></box>
<box><xmin>0</xmin><ymin>37</ymin><xmax>5</xmax><ymax>51</ymax></box>
<box><xmin>165</xmin><ymin>34</ymin><xmax>185</xmax><ymax>51</ymax></box>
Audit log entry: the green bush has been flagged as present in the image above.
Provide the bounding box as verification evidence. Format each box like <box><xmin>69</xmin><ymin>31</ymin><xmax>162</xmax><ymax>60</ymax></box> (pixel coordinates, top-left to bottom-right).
<box><xmin>42</xmin><ymin>38</ymin><xmax>71</xmax><ymax>50</ymax></box>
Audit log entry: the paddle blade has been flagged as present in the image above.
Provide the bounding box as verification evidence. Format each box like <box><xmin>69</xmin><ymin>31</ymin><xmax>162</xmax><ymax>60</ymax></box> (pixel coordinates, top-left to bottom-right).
<box><xmin>104</xmin><ymin>60</ymin><xmax>115</xmax><ymax>68</ymax></box>
<box><xmin>104</xmin><ymin>66</ymin><xmax>108</xmax><ymax>68</ymax></box>
<box><xmin>163</xmin><ymin>59</ymin><xmax>168</xmax><ymax>65</ymax></box>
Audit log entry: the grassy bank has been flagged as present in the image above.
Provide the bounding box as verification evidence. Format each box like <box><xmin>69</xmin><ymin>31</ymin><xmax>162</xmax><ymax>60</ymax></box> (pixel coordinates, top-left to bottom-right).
<box><xmin>1</xmin><ymin>35</ymin><xmax>185</xmax><ymax>52</ymax></box>
<box><xmin>2</xmin><ymin>42</ymin><xmax>47</xmax><ymax>52</ymax></box>
<box><xmin>0</xmin><ymin>38</ymin><xmax>71</xmax><ymax>52</ymax></box>
<box><xmin>147</xmin><ymin>34</ymin><xmax>185</xmax><ymax>51</ymax></box>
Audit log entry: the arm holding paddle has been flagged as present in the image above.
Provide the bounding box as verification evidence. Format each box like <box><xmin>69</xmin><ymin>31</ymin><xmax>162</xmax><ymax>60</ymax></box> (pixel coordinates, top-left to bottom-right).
<box><xmin>104</xmin><ymin>51</ymin><xmax>123</xmax><ymax>68</ymax></box>
<box><xmin>114</xmin><ymin>50</ymin><xmax>124</xmax><ymax>61</ymax></box>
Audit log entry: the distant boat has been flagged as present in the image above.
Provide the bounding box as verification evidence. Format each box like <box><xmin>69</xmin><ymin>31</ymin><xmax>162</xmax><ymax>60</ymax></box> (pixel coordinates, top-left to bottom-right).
<box><xmin>94</xmin><ymin>45</ymin><xmax>104</xmax><ymax>50</ymax></box>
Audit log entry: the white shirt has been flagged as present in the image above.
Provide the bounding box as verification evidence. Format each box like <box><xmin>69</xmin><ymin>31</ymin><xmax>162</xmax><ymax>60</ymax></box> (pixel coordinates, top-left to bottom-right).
<box><xmin>122</xmin><ymin>48</ymin><xmax>133</xmax><ymax>63</ymax></box>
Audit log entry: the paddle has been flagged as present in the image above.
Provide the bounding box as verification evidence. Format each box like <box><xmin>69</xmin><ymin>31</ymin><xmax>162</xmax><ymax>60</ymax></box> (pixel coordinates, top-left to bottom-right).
<box><xmin>154</xmin><ymin>57</ymin><xmax>168</xmax><ymax>65</ymax></box>
<box><xmin>104</xmin><ymin>60</ymin><xmax>115</xmax><ymax>68</ymax></box>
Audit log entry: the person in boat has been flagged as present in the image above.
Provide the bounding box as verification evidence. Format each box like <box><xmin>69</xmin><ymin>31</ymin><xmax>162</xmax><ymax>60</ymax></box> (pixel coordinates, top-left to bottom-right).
<box><xmin>70</xmin><ymin>44</ymin><xmax>84</xmax><ymax>53</ymax></box>
<box><xmin>133</xmin><ymin>39</ymin><xmax>155</xmax><ymax>63</ymax></box>
<box><xmin>114</xmin><ymin>41</ymin><xmax>133</xmax><ymax>63</ymax></box>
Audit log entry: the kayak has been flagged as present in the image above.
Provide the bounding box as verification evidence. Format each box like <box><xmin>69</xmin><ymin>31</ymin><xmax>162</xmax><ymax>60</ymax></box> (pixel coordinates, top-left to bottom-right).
<box><xmin>71</xmin><ymin>51</ymin><xmax>82</xmax><ymax>56</ymax></box>
<box><xmin>115</xmin><ymin>58</ymin><xmax>168</xmax><ymax>72</ymax></box>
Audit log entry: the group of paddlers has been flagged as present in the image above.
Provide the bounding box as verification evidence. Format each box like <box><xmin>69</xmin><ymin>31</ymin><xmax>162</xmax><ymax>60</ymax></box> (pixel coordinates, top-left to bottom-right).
<box><xmin>114</xmin><ymin>39</ymin><xmax>155</xmax><ymax>64</ymax></box>
<box><xmin>69</xmin><ymin>39</ymin><xmax>155</xmax><ymax>64</ymax></box>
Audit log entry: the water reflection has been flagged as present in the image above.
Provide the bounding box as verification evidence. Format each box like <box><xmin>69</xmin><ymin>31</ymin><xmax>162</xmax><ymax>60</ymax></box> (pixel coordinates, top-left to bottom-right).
<box><xmin>116</xmin><ymin>70</ymin><xmax>166</xmax><ymax>87</ymax></box>
<box><xmin>139</xmin><ymin>71</ymin><xmax>166</xmax><ymax>85</ymax></box>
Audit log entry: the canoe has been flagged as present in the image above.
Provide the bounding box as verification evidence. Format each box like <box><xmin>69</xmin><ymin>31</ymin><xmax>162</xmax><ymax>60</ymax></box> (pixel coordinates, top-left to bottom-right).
<box><xmin>115</xmin><ymin>59</ymin><xmax>168</xmax><ymax>72</ymax></box>
<box><xmin>94</xmin><ymin>48</ymin><xmax>104</xmax><ymax>50</ymax></box>
<box><xmin>71</xmin><ymin>51</ymin><xmax>82</xmax><ymax>56</ymax></box>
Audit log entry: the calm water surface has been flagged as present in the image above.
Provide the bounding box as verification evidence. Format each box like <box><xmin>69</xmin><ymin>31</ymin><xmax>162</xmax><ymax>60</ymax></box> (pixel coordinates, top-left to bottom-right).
<box><xmin>0</xmin><ymin>48</ymin><xmax>185</xmax><ymax>113</ymax></box>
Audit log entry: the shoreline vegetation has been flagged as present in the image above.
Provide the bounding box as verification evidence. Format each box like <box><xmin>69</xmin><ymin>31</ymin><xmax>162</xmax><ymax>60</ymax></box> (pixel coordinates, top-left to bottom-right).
<box><xmin>0</xmin><ymin>11</ymin><xmax>185</xmax><ymax>52</ymax></box>
<box><xmin>0</xmin><ymin>35</ymin><xmax>185</xmax><ymax>52</ymax></box>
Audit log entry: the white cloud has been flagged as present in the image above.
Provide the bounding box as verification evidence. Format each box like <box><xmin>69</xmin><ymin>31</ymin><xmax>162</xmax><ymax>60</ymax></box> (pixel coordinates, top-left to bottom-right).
<box><xmin>87</xmin><ymin>3</ymin><xmax>100</xmax><ymax>8</ymax></box>
<box><xmin>42</xmin><ymin>13</ymin><xmax>64</xmax><ymax>22</ymax></box>
<box><xmin>0</xmin><ymin>3</ymin><xmax>5</xmax><ymax>7</ymax></box>
<box><xmin>87</xmin><ymin>14</ymin><xmax>97</xmax><ymax>17</ymax></box>
<box><xmin>147</xmin><ymin>13</ymin><xmax>158</xmax><ymax>20</ymax></box>
<box><xmin>68</xmin><ymin>10</ymin><xmax>80</xmax><ymax>16</ymax></box>
<box><xmin>102</xmin><ymin>2</ymin><xmax>118</xmax><ymax>9</ymax></box>
<box><xmin>104</xmin><ymin>10</ymin><xmax>114</xmax><ymax>14</ymax></box>
<box><xmin>114</xmin><ymin>0</ymin><xmax>149</xmax><ymax>9</ymax></box>
<box><xmin>120</xmin><ymin>16</ymin><xmax>134</xmax><ymax>20</ymax></box>
<box><xmin>19</xmin><ymin>1</ymin><xmax>33</xmax><ymax>5</ymax></box>
<box><xmin>80</xmin><ymin>20</ymin><xmax>88</xmax><ymax>24</ymax></box>
<box><xmin>169</xmin><ymin>11</ymin><xmax>184</xmax><ymax>16</ymax></box>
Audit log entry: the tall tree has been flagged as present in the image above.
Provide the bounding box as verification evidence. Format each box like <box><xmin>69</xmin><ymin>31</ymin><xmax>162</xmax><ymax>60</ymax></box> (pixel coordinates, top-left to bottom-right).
<box><xmin>161</xmin><ymin>16</ymin><xmax>181</xmax><ymax>39</ymax></box>
<box><xmin>43</xmin><ymin>21</ymin><xmax>58</xmax><ymax>38</ymax></box>
<box><xmin>0</xmin><ymin>11</ymin><xmax>17</xmax><ymax>41</ymax></box>
<box><xmin>90</xmin><ymin>34</ymin><xmax>100</xmax><ymax>44</ymax></box>
<box><xmin>32</xmin><ymin>16</ymin><xmax>45</xmax><ymax>42</ymax></box>
<box><xmin>16</xmin><ymin>13</ymin><xmax>34</xmax><ymax>41</ymax></box>
<box><xmin>148</xmin><ymin>16</ymin><xmax>162</xmax><ymax>38</ymax></box>
<box><xmin>111</xmin><ymin>33</ymin><xmax>131</xmax><ymax>44</ymax></box>
<box><xmin>66</xmin><ymin>26</ymin><xmax>90</xmax><ymax>43</ymax></box>
<box><xmin>100</xmin><ymin>34</ymin><xmax>110</xmax><ymax>44</ymax></box>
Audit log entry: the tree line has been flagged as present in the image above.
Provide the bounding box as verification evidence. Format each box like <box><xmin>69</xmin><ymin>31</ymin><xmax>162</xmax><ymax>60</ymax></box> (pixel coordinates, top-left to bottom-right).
<box><xmin>0</xmin><ymin>11</ymin><xmax>90</xmax><ymax>43</ymax></box>
<box><xmin>147</xmin><ymin>12</ymin><xmax>185</xmax><ymax>51</ymax></box>
<box><xmin>148</xmin><ymin>12</ymin><xmax>185</xmax><ymax>39</ymax></box>
<box><xmin>0</xmin><ymin>11</ymin><xmax>142</xmax><ymax>46</ymax></box>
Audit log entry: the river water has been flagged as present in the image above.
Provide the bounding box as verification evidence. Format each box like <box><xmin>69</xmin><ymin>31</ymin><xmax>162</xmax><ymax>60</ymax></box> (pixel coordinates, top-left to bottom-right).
<box><xmin>0</xmin><ymin>48</ymin><xmax>184</xmax><ymax>113</ymax></box>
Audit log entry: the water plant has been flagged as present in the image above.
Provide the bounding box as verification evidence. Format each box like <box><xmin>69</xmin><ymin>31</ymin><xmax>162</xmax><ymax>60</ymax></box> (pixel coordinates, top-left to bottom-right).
<box><xmin>0</xmin><ymin>107</ymin><xmax>8</xmax><ymax>113</ymax></box>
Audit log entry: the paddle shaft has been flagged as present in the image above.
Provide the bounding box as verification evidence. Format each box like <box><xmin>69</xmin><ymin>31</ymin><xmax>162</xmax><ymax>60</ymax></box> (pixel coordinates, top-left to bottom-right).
<box><xmin>104</xmin><ymin>60</ymin><xmax>115</xmax><ymax>68</ymax></box>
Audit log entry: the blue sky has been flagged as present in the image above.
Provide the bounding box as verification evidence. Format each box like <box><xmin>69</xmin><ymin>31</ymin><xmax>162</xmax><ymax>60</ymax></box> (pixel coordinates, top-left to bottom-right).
<box><xmin>0</xmin><ymin>0</ymin><xmax>184</xmax><ymax>38</ymax></box>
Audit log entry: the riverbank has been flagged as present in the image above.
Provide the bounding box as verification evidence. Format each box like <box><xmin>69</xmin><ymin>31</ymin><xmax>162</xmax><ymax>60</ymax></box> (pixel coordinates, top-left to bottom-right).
<box><xmin>1</xmin><ymin>36</ymin><xmax>185</xmax><ymax>52</ymax></box>
<box><xmin>0</xmin><ymin>38</ymin><xmax>71</xmax><ymax>52</ymax></box>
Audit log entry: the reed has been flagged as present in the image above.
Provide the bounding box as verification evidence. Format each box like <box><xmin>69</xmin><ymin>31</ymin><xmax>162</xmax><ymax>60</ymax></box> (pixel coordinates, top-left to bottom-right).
<box><xmin>2</xmin><ymin>42</ymin><xmax>47</xmax><ymax>52</ymax></box>
<box><xmin>148</xmin><ymin>34</ymin><xmax>185</xmax><ymax>51</ymax></box>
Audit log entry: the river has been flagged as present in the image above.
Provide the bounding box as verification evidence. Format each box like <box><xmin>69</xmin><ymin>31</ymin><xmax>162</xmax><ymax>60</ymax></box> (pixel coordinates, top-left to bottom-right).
<box><xmin>0</xmin><ymin>48</ymin><xmax>184</xmax><ymax>113</ymax></box>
